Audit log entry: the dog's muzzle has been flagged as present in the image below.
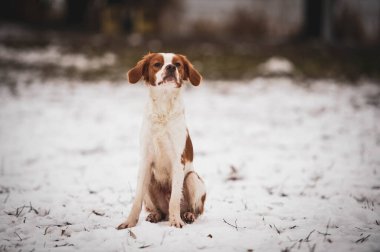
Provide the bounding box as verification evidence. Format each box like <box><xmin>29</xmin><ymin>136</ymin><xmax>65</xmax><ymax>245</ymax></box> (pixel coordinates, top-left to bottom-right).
<box><xmin>162</xmin><ymin>64</ymin><xmax>177</xmax><ymax>83</ymax></box>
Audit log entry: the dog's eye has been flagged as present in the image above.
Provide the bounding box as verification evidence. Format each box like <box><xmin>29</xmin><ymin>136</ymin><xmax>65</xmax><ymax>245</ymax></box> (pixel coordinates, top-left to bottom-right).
<box><xmin>174</xmin><ymin>62</ymin><xmax>181</xmax><ymax>68</ymax></box>
<box><xmin>153</xmin><ymin>62</ymin><xmax>162</xmax><ymax>68</ymax></box>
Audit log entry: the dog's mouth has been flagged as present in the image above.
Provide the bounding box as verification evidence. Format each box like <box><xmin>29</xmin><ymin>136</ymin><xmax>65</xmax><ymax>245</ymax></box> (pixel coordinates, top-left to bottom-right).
<box><xmin>158</xmin><ymin>74</ymin><xmax>179</xmax><ymax>86</ymax></box>
<box><xmin>163</xmin><ymin>75</ymin><xmax>176</xmax><ymax>82</ymax></box>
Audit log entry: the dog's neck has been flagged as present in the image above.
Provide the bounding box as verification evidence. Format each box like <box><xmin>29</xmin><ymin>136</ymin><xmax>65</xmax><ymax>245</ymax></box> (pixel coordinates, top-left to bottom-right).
<box><xmin>147</xmin><ymin>85</ymin><xmax>184</xmax><ymax>123</ymax></box>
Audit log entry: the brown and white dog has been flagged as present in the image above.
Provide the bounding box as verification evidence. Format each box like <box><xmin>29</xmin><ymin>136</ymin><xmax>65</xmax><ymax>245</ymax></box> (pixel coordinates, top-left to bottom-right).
<box><xmin>117</xmin><ymin>53</ymin><xmax>206</xmax><ymax>229</ymax></box>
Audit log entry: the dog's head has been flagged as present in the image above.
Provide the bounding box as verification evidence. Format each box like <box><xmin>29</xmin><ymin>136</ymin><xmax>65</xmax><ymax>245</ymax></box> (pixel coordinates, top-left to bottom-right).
<box><xmin>127</xmin><ymin>53</ymin><xmax>202</xmax><ymax>88</ymax></box>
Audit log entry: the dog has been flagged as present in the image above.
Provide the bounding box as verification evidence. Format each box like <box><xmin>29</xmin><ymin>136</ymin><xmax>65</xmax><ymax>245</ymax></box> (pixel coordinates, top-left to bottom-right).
<box><xmin>117</xmin><ymin>53</ymin><xmax>206</xmax><ymax>229</ymax></box>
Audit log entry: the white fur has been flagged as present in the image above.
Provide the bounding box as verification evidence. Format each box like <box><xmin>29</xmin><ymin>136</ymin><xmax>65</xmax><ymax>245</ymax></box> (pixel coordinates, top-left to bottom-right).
<box><xmin>118</xmin><ymin>53</ymin><xmax>203</xmax><ymax>229</ymax></box>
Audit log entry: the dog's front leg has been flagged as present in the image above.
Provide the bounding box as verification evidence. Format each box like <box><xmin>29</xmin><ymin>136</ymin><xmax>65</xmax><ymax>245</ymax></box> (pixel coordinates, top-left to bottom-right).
<box><xmin>117</xmin><ymin>155</ymin><xmax>152</xmax><ymax>229</ymax></box>
<box><xmin>169</xmin><ymin>161</ymin><xmax>185</xmax><ymax>228</ymax></box>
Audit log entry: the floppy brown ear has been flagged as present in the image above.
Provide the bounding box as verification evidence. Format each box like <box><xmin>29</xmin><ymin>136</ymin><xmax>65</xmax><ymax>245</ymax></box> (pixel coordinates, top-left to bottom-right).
<box><xmin>127</xmin><ymin>54</ymin><xmax>152</xmax><ymax>84</ymax></box>
<box><xmin>179</xmin><ymin>55</ymin><xmax>202</xmax><ymax>86</ymax></box>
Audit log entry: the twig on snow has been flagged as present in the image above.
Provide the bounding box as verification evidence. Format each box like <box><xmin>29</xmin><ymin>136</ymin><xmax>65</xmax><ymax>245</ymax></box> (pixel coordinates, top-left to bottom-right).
<box><xmin>5</xmin><ymin>205</ymin><xmax>26</xmax><ymax>217</ymax></box>
<box><xmin>160</xmin><ymin>231</ymin><xmax>166</xmax><ymax>245</ymax></box>
<box><xmin>305</xmin><ymin>229</ymin><xmax>316</xmax><ymax>242</ymax></box>
<box><xmin>297</xmin><ymin>229</ymin><xmax>316</xmax><ymax>249</ymax></box>
<box><xmin>3</xmin><ymin>193</ymin><xmax>10</xmax><ymax>204</ymax></box>
<box><xmin>139</xmin><ymin>244</ymin><xmax>152</xmax><ymax>249</ymax></box>
<box><xmin>14</xmin><ymin>232</ymin><xmax>22</xmax><ymax>241</ymax></box>
<box><xmin>317</xmin><ymin>219</ymin><xmax>331</xmax><ymax>242</ymax></box>
<box><xmin>16</xmin><ymin>205</ymin><xmax>26</xmax><ymax>217</ymax></box>
<box><xmin>44</xmin><ymin>226</ymin><xmax>50</xmax><ymax>235</ymax></box>
<box><xmin>92</xmin><ymin>210</ymin><xmax>105</xmax><ymax>216</ymax></box>
<box><xmin>226</xmin><ymin>165</ymin><xmax>243</xmax><ymax>181</ymax></box>
<box><xmin>29</xmin><ymin>202</ymin><xmax>39</xmax><ymax>215</ymax></box>
<box><xmin>128</xmin><ymin>229</ymin><xmax>137</xmax><ymax>240</ymax></box>
<box><xmin>355</xmin><ymin>234</ymin><xmax>370</xmax><ymax>243</ymax></box>
<box><xmin>37</xmin><ymin>221</ymin><xmax>73</xmax><ymax>234</ymax></box>
<box><xmin>54</xmin><ymin>243</ymin><xmax>74</xmax><ymax>247</ymax></box>
<box><xmin>273</xmin><ymin>224</ymin><xmax>282</xmax><ymax>234</ymax></box>
<box><xmin>222</xmin><ymin>218</ymin><xmax>246</xmax><ymax>230</ymax></box>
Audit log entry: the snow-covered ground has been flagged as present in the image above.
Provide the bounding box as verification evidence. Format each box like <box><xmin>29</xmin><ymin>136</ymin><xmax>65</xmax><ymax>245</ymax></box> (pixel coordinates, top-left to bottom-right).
<box><xmin>0</xmin><ymin>77</ymin><xmax>380</xmax><ymax>252</ymax></box>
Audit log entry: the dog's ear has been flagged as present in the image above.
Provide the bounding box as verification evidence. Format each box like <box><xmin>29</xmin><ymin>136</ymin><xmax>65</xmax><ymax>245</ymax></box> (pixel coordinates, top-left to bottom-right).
<box><xmin>127</xmin><ymin>53</ymin><xmax>152</xmax><ymax>84</ymax></box>
<box><xmin>178</xmin><ymin>55</ymin><xmax>202</xmax><ymax>86</ymax></box>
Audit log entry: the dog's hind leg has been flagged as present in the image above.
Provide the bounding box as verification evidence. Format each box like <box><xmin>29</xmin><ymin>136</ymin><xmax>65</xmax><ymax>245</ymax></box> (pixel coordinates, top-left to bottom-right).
<box><xmin>181</xmin><ymin>170</ymin><xmax>206</xmax><ymax>224</ymax></box>
<box><xmin>144</xmin><ymin>193</ymin><xmax>164</xmax><ymax>223</ymax></box>
<box><xmin>144</xmin><ymin>177</ymin><xmax>169</xmax><ymax>223</ymax></box>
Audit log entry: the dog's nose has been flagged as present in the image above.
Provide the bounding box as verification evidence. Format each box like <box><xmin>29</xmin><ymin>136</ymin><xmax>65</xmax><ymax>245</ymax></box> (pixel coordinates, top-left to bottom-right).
<box><xmin>166</xmin><ymin>64</ymin><xmax>176</xmax><ymax>73</ymax></box>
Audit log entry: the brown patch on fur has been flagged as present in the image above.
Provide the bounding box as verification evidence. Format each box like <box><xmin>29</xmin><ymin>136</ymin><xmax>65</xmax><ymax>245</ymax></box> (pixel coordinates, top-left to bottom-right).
<box><xmin>172</xmin><ymin>55</ymin><xmax>185</xmax><ymax>88</ymax></box>
<box><xmin>184</xmin><ymin>171</ymin><xmax>196</xmax><ymax>181</ymax></box>
<box><xmin>176</xmin><ymin>54</ymin><xmax>202</xmax><ymax>86</ymax></box>
<box><xmin>182</xmin><ymin>172</ymin><xmax>206</xmax><ymax>216</ymax></box>
<box><xmin>127</xmin><ymin>53</ymin><xmax>164</xmax><ymax>86</ymax></box>
<box><xmin>181</xmin><ymin>130</ymin><xmax>194</xmax><ymax>165</ymax></box>
<box><xmin>147</xmin><ymin>174</ymin><xmax>171</xmax><ymax>215</ymax></box>
<box><xmin>199</xmin><ymin>193</ymin><xmax>206</xmax><ymax>214</ymax></box>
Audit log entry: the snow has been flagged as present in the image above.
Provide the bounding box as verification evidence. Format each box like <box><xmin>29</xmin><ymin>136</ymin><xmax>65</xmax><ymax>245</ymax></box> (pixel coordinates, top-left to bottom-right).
<box><xmin>0</xmin><ymin>77</ymin><xmax>380</xmax><ymax>251</ymax></box>
<box><xmin>258</xmin><ymin>57</ymin><xmax>295</xmax><ymax>75</ymax></box>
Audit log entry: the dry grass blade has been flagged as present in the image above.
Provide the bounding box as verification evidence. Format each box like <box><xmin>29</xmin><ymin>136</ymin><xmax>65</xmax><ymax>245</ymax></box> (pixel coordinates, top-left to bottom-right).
<box><xmin>92</xmin><ymin>210</ymin><xmax>105</xmax><ymax>216</ymax></box>
<box><xmin>226</xmin><ymin>165</ymin><xmax>243</xmax><ymax>181</ymax></box>
<box><xmin>29</xmin><ymin>202</ymin><xmax>39</xmax><ymax>215</ymax></box>
<box><xmin>14</xmin><ymin>232</ymin><xmax>22</xmax><ymax>241</ymax></box>
<box><xmin>223</xmin><ymin>218</ymin><xmax>238</xmax><ymax>230</ymax></box>
<box><xmin>273</xmin><ymin>224</ymin><xmax>282</xmax><ymax>234</ymax></box>
<box><xmin>44</xmin><ymin>226</ymin><xmax>50</xmax><ymax>235</ymax></box>
<box><xmin>128</xmin><ymin>229</ymin><xmax>136</xmax><ymax>239</ymax></box>
<box><xmin>305</xmin><ymin>229</ymin><xmax>316</xmax><ymax>242</ymax></box>
<box><xmin>222</xmin><ymin>218</ymin><xmax>246</xmax><ymax>230</ymax></box>
<box><xmin>139</xmin><ymin>244</ymin><xmax>152</xmax><ymax>249</ymax></box>
<box><xmin>16</xmin><ymin>206</ymin><xmax>26</xmax><ymax>217</ymax></box>
<box><xmin>355</xmin><ymin>234</ymin><xmax>370</xmax><ymax>243</ymax></box>
<box><xmin>54</xmin><ymin>243</ymin><xmax>74</xmax><ymax>247</ymax></box>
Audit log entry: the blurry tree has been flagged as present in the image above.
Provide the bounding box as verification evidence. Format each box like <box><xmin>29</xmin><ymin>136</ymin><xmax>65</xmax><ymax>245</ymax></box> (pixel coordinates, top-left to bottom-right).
<box><xmin>0</xmin><ymin>0</ymin><xmax>177</xmax><ymax>35</ymax></box>
<box><xmin>333</xmin><ymin>4</ymin><xmax>365</xmax><ymax>45</ymax></box>
<box><xmin>123</xmin><ymin>0</ymin><xmax>179</xmax><ymax>34</ymax></box>
<box><xmin>302</xmin><ymin>0</ymin><xmax>335</xmax><ymax>42</ymax></box>
<box><xmin>66</xmin><ymin>0</ymin><xmax>89</xmax><ymax>25</ymax></box>
<box><xmin>227</xmin><ymin>8</ymin><xmax>268</xmax><ymax>41</ymax></box>
<box><xmin>0</xmin><ymin>0</ymin><xmax>51</xmax><ymax>24</ymax></box>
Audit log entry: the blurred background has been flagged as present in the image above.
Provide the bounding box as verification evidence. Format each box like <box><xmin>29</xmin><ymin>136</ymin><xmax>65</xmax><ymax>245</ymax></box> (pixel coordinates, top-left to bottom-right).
<box><xmin>0</xmin><ymin>0</ymin><xmax>380</xmax><ymax>86</ymax></box>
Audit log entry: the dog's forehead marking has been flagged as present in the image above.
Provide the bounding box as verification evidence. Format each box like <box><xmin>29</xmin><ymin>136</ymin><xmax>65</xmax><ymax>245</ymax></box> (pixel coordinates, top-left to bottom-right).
<box><xmin>151</xmin><ymin>53</ymin><xmax>164</xmax><ymax>63</ymax></box>
<box><xmin>160</xmin><ymin>53</ymin><xmax>175</xmax><ymax>66</ymax></box>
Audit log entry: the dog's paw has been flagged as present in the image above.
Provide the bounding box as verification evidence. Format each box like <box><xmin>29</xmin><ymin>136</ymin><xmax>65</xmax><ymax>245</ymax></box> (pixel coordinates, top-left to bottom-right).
<box><xmin>116</xmin><ymin>218</ymin><xmax>138</xmax><ymax>230</ymax></box>
<box><xmin>146</xmin><ymin>212</ymin><xmax>163</xmax><ymax>223</ymax></box>
<box><xmin>169</xmin><ymin>216</ymin><xmax>185</xmax><ymax>228</ymax></box>
<box><xmin>183</xmin><ymin>212</ymin><xmax>195</xmax><ymax>224</ymax></box>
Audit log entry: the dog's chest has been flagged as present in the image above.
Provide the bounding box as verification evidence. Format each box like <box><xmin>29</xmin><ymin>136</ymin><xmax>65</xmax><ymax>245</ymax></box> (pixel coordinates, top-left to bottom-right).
<box><xmin>151</xmin><ymin>124</ymin><xmax>172</xmax><ymax>177</ymax></box>
<box><xmin>143</xmin><ymin>90</ymin><xmax>187</xmax><ymax>184</ymax></box>
<box><xmin>149</xmin><ymin>120</ymin><xmax>184</xmax><ymax>183</ymax></box>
